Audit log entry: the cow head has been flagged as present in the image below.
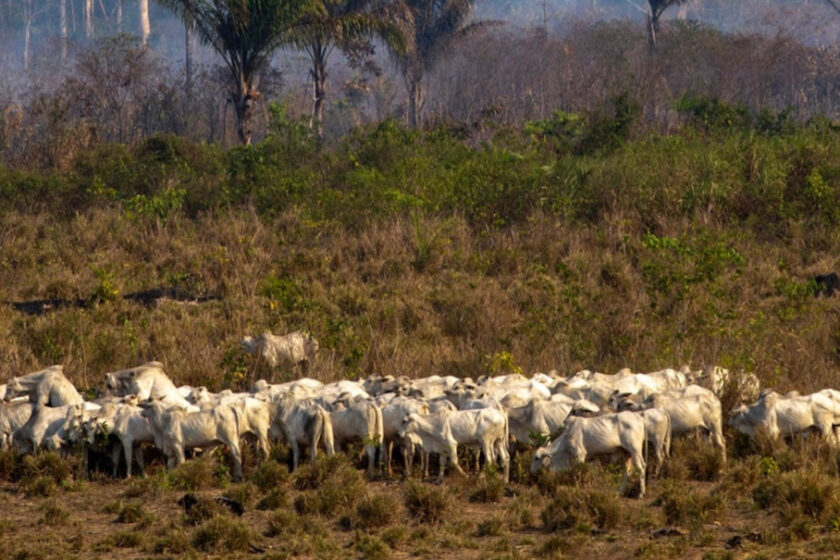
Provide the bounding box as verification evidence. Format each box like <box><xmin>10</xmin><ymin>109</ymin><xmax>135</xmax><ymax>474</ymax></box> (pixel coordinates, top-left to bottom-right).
<box><xmin>397</xmin><ymin>413</ymin><xmax>420</xmax><ymax>440</ymax></box>
<box><xmin>3</xmin><ymin>377</ymin><xmax>26</xmax><ymax>401</ymax></box>
<box><xmin>530</xmin><ymin>446</ymin><xmax>551</xmax><ymax>475</ymax></box>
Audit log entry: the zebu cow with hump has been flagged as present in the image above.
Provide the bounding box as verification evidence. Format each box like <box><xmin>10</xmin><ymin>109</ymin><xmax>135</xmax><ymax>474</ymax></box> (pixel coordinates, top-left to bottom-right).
<box><xmin>530</xmin><ymin>411</ymin><xmax>647</xmax><ymax>497</ymax></box>
<box><xmin>506</xmin><ymin>399</ymin><xmax>600</xmax><ymax>444</ymax></box>
<box><xmin>398</xmin><ymin>407</ymin><xmax>510</xmax><ymax>482</ymax></box>
<box><xmin>729</xmin><ymin>390</ymin><xmax>840</xmax><ymax>444</ymax></box>
<box><xmin>268</xmin><ymin>395</ymin><xmax>334</xmax><ymax>471</ymax></box>
<box><xmin>139</xmin><ymin>400</ymin><xmax>244</xmax><ymax>480</ymax></box>
<box><xmin>326</xmin><ymin>395</ymin><xmax>384</xmax><ymax>476</ymax></box>
<box><xmin>620</xmin><ymin>389</ymin><xmax>726</xmax><ymax>463</ymax></box>
<box><xmin>104</xmin><ymin>362</ymin><xmax>195</xmax><ymax>410</ymax></box>
<box><xmin>5</xmin><ymin>365</ymin><xmax>82</xmax><ymax>406</ymax></box>
<box><xmin>0</xmin><ymin>400</ymin><xmax>34</xmax><ymax>450</ymax></box>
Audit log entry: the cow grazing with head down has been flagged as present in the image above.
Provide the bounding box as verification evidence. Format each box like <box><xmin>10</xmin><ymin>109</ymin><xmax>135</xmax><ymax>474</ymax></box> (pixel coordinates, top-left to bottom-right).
<box><xmin>530</xmin><ymin>411</ymin><xmax>647</xmax><ymax>497</ymax></box>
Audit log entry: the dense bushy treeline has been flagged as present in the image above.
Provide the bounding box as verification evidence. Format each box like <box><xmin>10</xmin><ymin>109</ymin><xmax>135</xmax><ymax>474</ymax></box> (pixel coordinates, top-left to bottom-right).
<box><xmin>2</xmin><ymin>100</ymin><xmax>840</xmax><ymax>393</ymax></box>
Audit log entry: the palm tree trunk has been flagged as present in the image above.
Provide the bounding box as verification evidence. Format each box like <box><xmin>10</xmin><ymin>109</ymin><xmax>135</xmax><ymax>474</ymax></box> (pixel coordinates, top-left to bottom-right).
<box><xmin>232</xmin><ymin>78</ymin><xmax>256</xmax><ymax>146</ymax></box>
<box><xmin>140</xmin><ymin>0</ymin><xmax>150</xmax><ymax>46</ymax></box>
<box><xmin>185</xmin><ymin>19</ymin><xmax>194</xmax><ymax>100</ymax></box>
<box><xmin>407</xmin><ymin>73</ymin><xmax>423</xmax><ymax>128</ymax></box>
<box><xmin>85</xmin><ymin>0</ymin><xmax>93</xmax><ymax>38</ymax></box>
<box><xmin>310</xmin><ymin>41</ymin><xmax>328</xmax><ymax>143</ymax></box>
<box><xmin>647</xmin><ymin>12</ymin><xmax>657</xmax><ymax>50</ymax></box>
<box><xmin>60</xmin><ymin>0</ymin><xmax>67</xmax><ymax>63</ymax></box>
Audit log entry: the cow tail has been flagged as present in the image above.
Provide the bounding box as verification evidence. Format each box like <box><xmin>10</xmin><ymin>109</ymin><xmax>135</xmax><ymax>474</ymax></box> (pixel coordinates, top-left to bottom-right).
<box><xmin>231</xmin><ymin>404</ymin><xmax>245</xmax><ymax>441</ymax></box>
<box><xmin>373</xmin><ymin>403</ymin><xmax>385</xmax><ymax>467</ymax></box>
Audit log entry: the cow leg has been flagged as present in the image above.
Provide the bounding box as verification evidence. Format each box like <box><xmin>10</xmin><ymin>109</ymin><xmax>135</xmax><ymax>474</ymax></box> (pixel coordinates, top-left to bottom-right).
<box><xmin>385</xmin><ymin>440</ymin><xmax>394</xmax><ymax>476</ymax></box>
<box><xmin>111</xmin><ymin>444</ymin><xmax>123</xmax><ymax>478</ymax></box>
<box><xmin>449</xmin><ymin>445</ymin><xmax>468</xmax><ymax>478</ymax></box>
<box><xmin>436</xmin><ymin>453</ymin><xmax>448</xmax><ymax>483</ymax></box>
<box><xmin>633</xmin><ymin>451</ymin><xmax>646</xmax><ymax>498</ymax></box>
<box><xmin>712</xmin><ymin>424</ymin><xmax>727</xmax><ymax>464</ymax></box>
<box><xmin>229</xmin><ymin>443</ymin><xmax>243</xmax><ymax>481</ymax></box>
<box><xmin>496</xmin><ymin>440</ymin><xmax>510</xmax><ymax>483</ymax></box>
<box><xmin>122</xmin><ymin>438</ymin><xmax>133</xmax><ymax>478</ymax></box>
<box><xmin>291</xmin><ymin>441</ymin><xmax>301</xmax><ymax>471</ymax></box>
<box><xmin>135</xmin><ymin>445</ymin><xmax>146</xmax><ymax>478</ymax></box>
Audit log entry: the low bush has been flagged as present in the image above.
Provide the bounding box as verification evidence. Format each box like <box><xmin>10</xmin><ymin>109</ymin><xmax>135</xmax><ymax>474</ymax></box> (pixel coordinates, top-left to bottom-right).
<box><xmin>403</xmin><ymin>481</ymin><xmax>450</xmax><ymax>524</ymax></box>
<box><xmin>654</xmin><ymin>483</ymin><xmax>725</xmax><ymax>529</ymax></box>
<box><xmin>256</xmin><ymin>488</ymin><xmax>288</xmax><ymax>511</ymax></box>
<box><xmin>251</xmin><ymin>460</ymin><xmax>290</xmax><ymax>491</ymax></box>
<box><xmin>169</xmin><ymin>455</ymin><xmax>226</xmax><ymax>490</ymax></box>
<box><xmin>115</xmin><ymin>502</ymin><xmax>147</xmax><ymax>524</ymax></box>
<box><xmin>191</xmin><ymin>515</ymin><xmax>252</xmax><ymax>552</ymax></box>
<box><xmin>540</xmin><ymin>487</ymin><xmax>622</xmax><ymax>532</ymax></box>
<box><xmin>476</xmin><ymin>516</ymin><xmax>504</xmax><ymax>537</ymax></box>
<box><xmin>38</xmin><ymin>499</ymin><xmax>69</xmax><ymax>526</ymax></box>
<box><xmin>355</xmin><ymin>533</ymin><xmax>390</xmax><ymax>560</ymax></box>
<box><xmin>352</xmin><ymin>493</ymin><xmax>396</xmax><ymax>530</ymax></box>
<box><xmin>468</xmin><ymin>470</ymin><xmax>506</xmax><ymax>503</ymax></box>
<box><xmin>753</xmin><ymin>467</ymin><xmax>840</xmax><ymax>539</ymax></box>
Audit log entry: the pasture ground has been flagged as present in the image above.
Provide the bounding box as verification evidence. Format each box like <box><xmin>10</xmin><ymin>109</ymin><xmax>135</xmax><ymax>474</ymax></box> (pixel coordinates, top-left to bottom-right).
<box><xmin>2</xmin><ymin>437</ymin><xmax>840</xmax><ymax>560</ymax></box>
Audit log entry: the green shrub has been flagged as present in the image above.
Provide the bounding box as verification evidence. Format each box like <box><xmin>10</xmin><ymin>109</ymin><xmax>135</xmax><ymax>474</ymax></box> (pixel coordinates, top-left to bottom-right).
<box><xmin>24</xmin><ymin>476</ymin><xmax>57</xmax><ymax>498</ymax></box>
<box><xmin>355</xmin><ymin>533</ymin><xmax>390</xmax><ymax>560</ymax></box>
<box><xmin>476</xmin><ymin>516</ymin><xmax>504</xmax><ymax>537</ymax></box>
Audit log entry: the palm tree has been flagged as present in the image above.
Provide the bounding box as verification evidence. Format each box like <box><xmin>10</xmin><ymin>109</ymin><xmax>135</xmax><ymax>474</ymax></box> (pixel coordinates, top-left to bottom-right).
<box><xmin>156</xmin><ymin>0</ymin><xmax>321</xmax><ymax>145</ymax></box>
<box><xmin>388</xmin><ymin>0</ymin><xmax>495</xmax><ymax>128</ymax></box>
<box><xmin>289</xmin><ymin>0</ymin><xmax>403</xmax><ymax>142</ymax></box>
<box><xmin>647</xmin><ymin>0</ymin><xmax>691</xmax><ymax>49</ymax></box>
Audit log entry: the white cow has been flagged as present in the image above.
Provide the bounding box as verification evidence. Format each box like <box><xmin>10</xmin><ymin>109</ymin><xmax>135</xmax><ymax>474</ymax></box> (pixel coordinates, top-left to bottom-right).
<box><xmin>104</xmin><ymin>362</ymin><xmax>194</xmax><ymax>410</ymax></box>
<box><xmin>269</xmin><ymin>396</ymin><xmax>335</xmax><ymax>471</ymax></box>
<box><xmin>328</xmin><ymin>397</ymin><xmax>384</xmax><ymax>476</ymax></box>
<box><xmin>729</xmin><ymin>390</ymin><xmax>840</xmax><ymax>444</ymax></box>
<box><xmin>0</xmin><ymin>401</ymin><xmax>34</xmax><ymax>450</ymax></box>
<box><xmin>636</xmin><ymin>408</ymin><xmax>671</xmax><ymax>477</ymax></box>
<box><xmin>197</xmin><ymin>393</ymin><xmax>271</xmax><ymax>459</ymax></box>
<box><xmin>5</xmin><ymin>365</ymin><xmax>82</xmax><ymax>407</ymax></box>
<box><xmin>241</xmin><ymin>331</ymin><xmax>319</xmax><ymax>372</ymax></box>
<box><xmin>139</xmin><ymin>400</ymin><xmax>244</xmax><ymax>480</ymax></box>
<box><xmin>13</xmin><ymin>402</ymin><xmax>99</xmax><ymax>454</ymax></box>
<box><xmin>694</xmin><ymin>366</ymin><xmax>760</xmax><ymax>403</ymax></box>
<box><xmin>507</xmin><ymin>399</ymin><xmax>599</xmax><ymax>444</ymax></box>
<box><xmin>83</xmin><ymin>400</ymin><xmax>155</xmax><ymax>478</ymax></box>
<box><xmin>530</xmin><ymin>411</ymin><xmax>647</xmax><ymax>497</ymax></box>
<box><xmin>398</xmin><ymin>408</ymin><xmax>510</xmax><ymax>482</ymax></box>
<box><xmin>380</xmin><ymin>397</ymin><xmax>430</xmax><ymax>475</ymax></box>
<box><xmin>625</xmin><ymin>392</ymin><xmax>726</xmax><ymax>462</ymax></box>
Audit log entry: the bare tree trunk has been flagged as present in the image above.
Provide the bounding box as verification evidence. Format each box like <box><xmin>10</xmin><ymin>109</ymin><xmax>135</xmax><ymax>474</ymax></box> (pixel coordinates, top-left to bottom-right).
<box><xmin>85</xmin><ymin>0</ymin><xmax>93</xmax><ymax>38</ymax></box>
<box><xmin>116</xmin><ymin>0</ymin><xmax>123</xmax><ymax>30</ymax></box>
<box><xmin>140</xmin><ymin>0</ymin><xmax>150</xmax><ymax>45</ymax></box>
<box><xmin>310</xmin><ymin>41</ymin><xmax>328</xmax><ymax>143</ymax></box>
<box><xmin>60</xmin><ymin>0</ymin><xmax>67</xmax><ymax>62</ymax></box>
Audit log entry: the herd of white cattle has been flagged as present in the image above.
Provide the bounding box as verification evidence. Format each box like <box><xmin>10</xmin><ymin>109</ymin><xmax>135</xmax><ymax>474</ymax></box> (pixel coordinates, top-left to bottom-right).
<box><xmin>3</xmin><ymin>345</ymin><xmax>840</xmax><ymax>498</ymax></box>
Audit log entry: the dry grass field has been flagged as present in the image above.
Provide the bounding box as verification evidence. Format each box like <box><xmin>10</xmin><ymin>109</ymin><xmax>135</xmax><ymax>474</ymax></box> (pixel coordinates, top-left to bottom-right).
<box><xmin>5</xmin><ymin>120</ymin><xmax>840</xmax><ymax>558</ymax></box>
